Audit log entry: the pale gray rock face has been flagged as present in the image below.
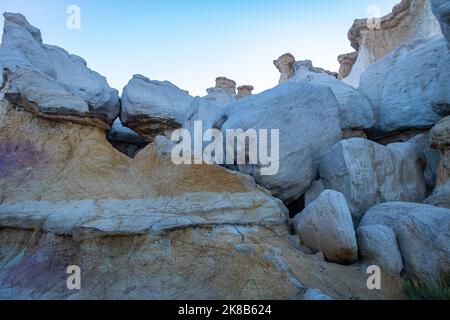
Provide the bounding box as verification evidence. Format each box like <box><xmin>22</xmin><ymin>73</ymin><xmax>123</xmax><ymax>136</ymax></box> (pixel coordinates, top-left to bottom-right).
<box><xmin>291</xmin><ymin>63</ymin><xmax>375</xmax><ymax>130</ymax></box>
<box><xmin>293</xmin><ymin>190</ymin><xmax>358</xmax><ymax>265</ymax></box>
<box><xmin>183</xmin><ymin>87</ymin><xmax>235</xmax><ymax>135</ymax></box>
<box><xmin>431</xmin><ymin>0</ymin><xmax>450</xmax><ymax>48</ymax></box>
<box><xmin>360</xmin><ymin>202</ymin><xmax>450</xmax><ymax>282</ymax></box>
<box><xmin>1</xmin><ymin>13</ymin><xmax>120</xmax><ymax>128</ymax></box>
<box><xmin>121</xmin><ymin>74</ymin><xmax>194</xmax><ymax>141</ymax></box>
<box><xmin>356</xmin><ymin>225</ymin><xmax>403</xmax><ymax>274</ymax></box>
<box><xmin>359</xmin><ymin>36</ymin><xmax>449</xmax><ymax>136</ymax></box>
<box><xmin>214</xmin><ymin>81</ymin><xmax>343</xmax><ymax>204</ymax></box>
<box><xmin>320</xmin><ymin>136</ymin><xmax>427</xmax><ymax>222</ymax></box>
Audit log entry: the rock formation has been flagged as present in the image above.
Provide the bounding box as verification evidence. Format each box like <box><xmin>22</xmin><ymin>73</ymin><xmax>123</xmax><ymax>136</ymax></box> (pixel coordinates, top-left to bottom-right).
<box><xmin>291</xmin><ymin>61</ymin><xmax>375</xmax><ymax>130</ymax></box>
<box><xmin>320</xmin><ymin>136</ymin><xmax>427</xmax><ymax>222</ymax></box>
<box><xmin>359</xmin><ymin>36</ymin><xmax>449</xmax><ymax>137</ymax></box>
<box><xmin>357</xmin><ymin>225</ymin><xmax>403</xmax><ymax>274</ymax></box>
<box><xmin>273</xmin><ymin>53</ymin><xmax>296</xmax><ymax>83</ymax></box>
<box><xmin>214</xmin><ymin>80</ymin><xmax>343</xmax><ymax>204</ymax></box>
<box><xmin>337</xmin><ymin>52</ymin><xmax>357</xmax><ymax>80</ymax></box>
<box><xmin>341</xmin><ymin>0</ymin><xmax>442</xmax><ymax>87</ymax></box>
<box><xmin>121</xmin><ymin>74</ymin><xmax>193</xmax><ymax>141</ymax></box>
<box><xmin>293</xmin><ymin>190</ymin><xmax>358</xmax><ymax>265</ymax></box>
<box><xmin>0</xmin><ymin>13</ymin><xmax>120</xmax><ymax>130</ymax></box>
<box><xmin>215</xmin><ymin>77</ymin><xmax>237</xmax><ymax>96</ymax></box>
<box><xmin>236</xmin><ymin>85</ymin><xmax>254</xmax><ymax>99</ymax></box>
<box><xmin>2</xmin><ymin>1</ymin><xmax>450</xmax><ymax>299</ymax></box>
<box><xmin>360</xmin><ymin>202</ymin><xmax>450</xmax><ymax>282</ymax></box>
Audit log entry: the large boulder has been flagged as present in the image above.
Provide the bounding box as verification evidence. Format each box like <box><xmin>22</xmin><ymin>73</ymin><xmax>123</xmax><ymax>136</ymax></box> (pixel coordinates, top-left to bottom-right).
<box><xmin>342</xmin><ymin>0</ymin><xmax>442</xmax><ymax>87</ymax></box>
<box><xmin>291</xmin><ymin>61</ymin><xmax>375</xmax><ymax>130</ymax></box>
<box><xmin>319</xmin><ymin>136</ymin><xmax>427</xmax><ymax>222</ymax></box>
<box><xmin>1</xmin><ymin>13</ymin><xmax>120</xmax><ymax>129</ymax></box>
<box><xmin>432</xmin><ymin>0</ymin><xmax>450</xmax><ymax>48</ymax></box>
<box><xmin>214</xmin><ymin>80</ymin><xmax>343</xmax><ymax>204</ymax></box>
<box><xmin>356</xmin><ymin>225</ymin><xmax>403</xmax><ymax>274</ymax></box>
<box><xmin>293</xmin><ymin>190</ymin><xmax>358</xmax><ymax>265</ymax></box>
<box><xmin>359</xmin><ymin>36</ymin><xmax>449</xmax><ymax>136</ymax></box>
<box><xmin>121</xmin><ymin>74</ymin><xmax>194</xmax><ymax>141</ymax></box>
<box><xmin>360</xmin><ymin>202</ymin><xmax>450</xmax><ymax>282</ymax></box>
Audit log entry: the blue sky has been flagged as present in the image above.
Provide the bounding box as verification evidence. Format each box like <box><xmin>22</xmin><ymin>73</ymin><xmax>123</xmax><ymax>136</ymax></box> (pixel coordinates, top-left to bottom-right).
<box><xmin>1</xmin><ymin>0</ymin><xmax>399</xmax><ymax>96</ymax></box>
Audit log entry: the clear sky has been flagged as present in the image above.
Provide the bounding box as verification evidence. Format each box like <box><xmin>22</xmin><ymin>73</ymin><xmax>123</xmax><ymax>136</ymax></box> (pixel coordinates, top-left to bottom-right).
<box><xmin>1</xmin><ymin>0</ymin><xmax>399</xmax><ymax>96</ymax></box>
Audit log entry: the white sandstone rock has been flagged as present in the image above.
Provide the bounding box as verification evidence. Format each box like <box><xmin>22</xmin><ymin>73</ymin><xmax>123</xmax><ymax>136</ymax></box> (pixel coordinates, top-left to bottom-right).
<box><xmin>431</xmin><ymin>0</ymin><xmax>450</xmax><ymax>48</ymax></box>
<box><xmin>293</xmin><ymin>190</ymin><xmax>358</xmax><ymax>265</ymax></box>
<box><xmin>356</xmin><ymin>225</ymin><xmax>403</xmax><ymax>274</ymax></box>
<box><xmin>359</xmin><ymin>36</ymin><xmax>449</xmax><ymax>136</ymax></box>
<box><xmin>320</xmin><ymin>136</ymin><xmax>427</xmax><ymax>222</ymax></box>
<box><xmin>291</xmin><ymin>62</ymin><xmax>375</xmax><ymax>130</ymax></box>
<box><xmin>121</xmin><ymin>74</ymin><xmax>194</xmax><ymax>141</ymax></box>
<box><xmin>214</xmin><ymin>80</ymin><xmax>343</xmax><ymax>204</ymax></box>
<box><xmin>1</xmin><ymin>13</ymin><xmax>120</xmax><ymax>128</ymax></box>
<box><xmin>360</xmin><ymin>202</ymin><xmax>450</xmax><ymax>282</ymax></box>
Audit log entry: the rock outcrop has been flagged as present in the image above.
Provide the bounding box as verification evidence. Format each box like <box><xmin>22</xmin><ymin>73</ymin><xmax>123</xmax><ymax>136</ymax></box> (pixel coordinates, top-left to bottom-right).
<box><xmin>215</xmin><ymin>77</ymin><xmax>237</xmax><ymax>96</ymax></box>
<box><xmin>214</xmin><ymin>80</ymin><xmax>343</xmax><ymax>204</ymax></box>
<box><xmin>0</xmin><ymin>13</ymin><xmax>120</xmax><ymax>130</ymax></box>
<box><xmin>293</xmin><ymin>190</ymin><xmax>358</xmax><ymax>265</ymax></box>
<box><xmin>337</xmin><ymin>52</ymin><xmax>357</xmax><ymax>80</ymax></box>
<box><xmin>342</xmin><ymin>0</ymin><xmax>441</xmax><ymax>87</ymax></box>
<box><xmin>236</xmin><ymin>85</ymin><xmax>254</xmax><ymax>99</ymax></box>
<box><xmin>121</xmin><ymin>75</ymin><xmax>194</xmax><ymax>141</ymax></box>
<box><xmin>107</xmin><ymin>119</ymin><xmax>147</xmax><ymax>158</ymax></box>
<box><xmin>273</xmin><ymin>53</ymin><xmax>296</xmax><ymax>84</ymax></box>
<box><xmin>360</xmin><ymin>202</ymin><xmax>450</xmax><ymax>282</ymax></box>
<box><xmin>319</xmin><ymin>136</ymin><xmax>427</xmax><ymax>222</ymax></box>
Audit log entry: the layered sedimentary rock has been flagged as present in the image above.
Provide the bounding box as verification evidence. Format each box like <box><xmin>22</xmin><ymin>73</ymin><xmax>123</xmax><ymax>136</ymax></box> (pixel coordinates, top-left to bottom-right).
<box><xmin>121</xmin><ymin>75</ymin><xmax>193</xmax><ymax>141</ymax></box>
<box><xmin>236</xmin><ymin>85</ymin><xmax>254</xmax><ymax>99</ymax></box>
<box><xmin>0</xmin><ymin>99</ymin><xmax>405</xmax><ymax>300</ymax></box>
<box><xmin>359</xmin><ymin>36</ymin><xmax>449</xmax><ymax>136</ymax></box>
<box><xmin>342</xmin><ymin>0</ymin><xmax>441</xmax><ymax>87</ymax></box>
<box><xmin>319</xmin><ymin>136</ymin><xmax>427</xmax><ymax>222</ymax></box>
<box><xmin>293</xmin><ymin>191</ymin><xmax>358</xmax><ymax>265</ymax></box>
<box><xmin>215</xmin><ymin>77</ymin><xmax>237</xmax><ymax>96</ymax></box>
<box><xmin>214</xmin><ymin>81</ymin><xmax>343</xmax><ymax>204</ymax></box>
<box><xmin>337</xmin><ymin>52</ymin><xmax>357</xmax><ymax>80</ymax></box>
<box><xmin>360</xmin><ymin>202</ymin><xmax>450</xmax><ymax>282</ymax></box>
<box><xmin>0</xmin><ymin>13</ymin><xmax>120</xmax><ymax>130</ymax></box>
